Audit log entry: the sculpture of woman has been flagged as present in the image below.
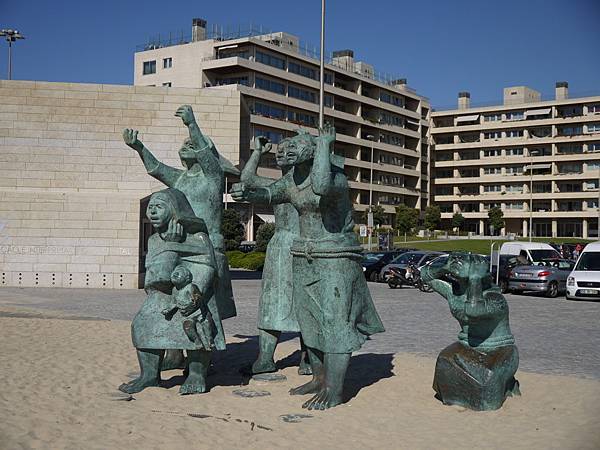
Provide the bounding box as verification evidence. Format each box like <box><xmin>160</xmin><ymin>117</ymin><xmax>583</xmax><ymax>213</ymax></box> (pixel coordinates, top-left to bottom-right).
<box><xmin>123</xmin><ymin>105</ymin><xmax>237</xmax><ymax>369</ymax></box>
<box><xmin>231</xmin><ymin>126</ymin><xmax>385</xmax><ymax>410</ymax></box>
<box><xmin>118</xmin><ymin>188</ymin><xmax>225</xmax><ymax>395</ymax></box>
<box><xmin>239</xmin><ymin>136</ymin><xmax>310</xmax><ymax>376</ymax></box>
<box><xmin>421</xmin><ymin>253</ymin><xmax>520</xmax><ymax>411</ymax></box>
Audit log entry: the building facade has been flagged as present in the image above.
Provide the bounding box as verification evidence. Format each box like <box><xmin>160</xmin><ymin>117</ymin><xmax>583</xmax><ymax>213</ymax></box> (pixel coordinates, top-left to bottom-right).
<box><xmin>431</xmin><ymin>83</ymin><xmax>600</xmax><ymax>238</ymax></box>
<box><xmin>0</xmin><ymin>80</ymin><xmax>246</xmax><ymax>288</ymax></box>
<box><xmin>133</xmin><ymin>20</ymin><xmax>432</xmax><ymax>226</ymax></box>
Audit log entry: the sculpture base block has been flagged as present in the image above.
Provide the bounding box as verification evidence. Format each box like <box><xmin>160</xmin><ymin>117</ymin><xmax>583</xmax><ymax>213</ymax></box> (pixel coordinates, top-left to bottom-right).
<box><xmin>252</xmin><ymin>372</ymin><xmax>287</xmax><ymax>383</ymax></box>
<box><xmin>433</xmin><ymin>341</ymin><xmax>520</xmax><ymax>411</ymax></box>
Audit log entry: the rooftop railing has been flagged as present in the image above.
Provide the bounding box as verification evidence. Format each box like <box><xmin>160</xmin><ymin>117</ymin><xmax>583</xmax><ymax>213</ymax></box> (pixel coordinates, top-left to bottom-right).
<box><xmin>136</xmin><ymin>22</ymin><xmax>423</xmax><ymax>96</ymax></box>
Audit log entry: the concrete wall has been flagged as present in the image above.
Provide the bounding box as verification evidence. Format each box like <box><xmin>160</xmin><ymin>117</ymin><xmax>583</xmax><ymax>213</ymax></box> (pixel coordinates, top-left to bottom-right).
<box><xmin>0</xmin><ymin>80</ymin><xmax>243</xmax><ymax>288</ymax></box>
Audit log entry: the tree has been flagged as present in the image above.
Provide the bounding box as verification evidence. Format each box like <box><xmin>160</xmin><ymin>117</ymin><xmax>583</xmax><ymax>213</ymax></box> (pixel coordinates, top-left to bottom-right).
<box><xmin>221</xmin><ymin>209</ymin><xmax>245</xmax><ymax>251</ymax></box>
<box><xmin>255</xmin><ymin>222</ymin><xmax>276</xmax><ymax>252</ymax></box>
<box><xmin>488</xmin><ymin>206</ymin><xmax>505</xmax><ymax>235</ymax></box>
<box><xmin>451</xmin><ymin>212</ymin><xmax>465</xmax><ymax>234</ymax></box>
<box><xmin>363</xmin><ymin>204</ymin><xmax>386</xmax><ymax>227</ymax></box>
<box><xmin>395</xmin><ymin>204</ymin><xmax>419</xmax><ymax>235</ymax></box>
<box><xmin>424</xmin><ymin>205</ymin><xmax>441</xmax><ymax>231</ymax></box>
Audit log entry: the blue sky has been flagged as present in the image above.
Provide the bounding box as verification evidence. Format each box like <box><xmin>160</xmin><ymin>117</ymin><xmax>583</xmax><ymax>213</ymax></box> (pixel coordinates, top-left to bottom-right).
<box><xmin>2</xmin><ymin>0</ymin><xmax>599</xmax><ymax>108</ymax></box>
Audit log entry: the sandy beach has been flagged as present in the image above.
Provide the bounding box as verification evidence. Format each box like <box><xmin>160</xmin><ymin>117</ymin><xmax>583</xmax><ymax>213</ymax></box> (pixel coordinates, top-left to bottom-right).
<box><xmin>0</xmin><ymin>307</ymin><xmax>598</xmax><ymax>450</ymax></box>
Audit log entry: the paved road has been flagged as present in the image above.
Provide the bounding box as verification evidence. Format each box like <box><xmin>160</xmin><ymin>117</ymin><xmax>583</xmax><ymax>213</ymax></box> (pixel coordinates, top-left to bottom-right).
<box><xmin>1</xmin><ymin>271</ymin><xmax>599</xmax><ymax>379</ymax></box>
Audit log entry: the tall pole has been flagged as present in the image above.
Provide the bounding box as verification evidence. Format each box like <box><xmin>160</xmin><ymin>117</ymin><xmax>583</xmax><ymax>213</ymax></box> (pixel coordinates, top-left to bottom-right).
<box><xmin>318</xmin><ymin>0</ymin><xmax>325</xmax><ymax>129</ymax></box>
<box><xmin>529</xmin><ymin>153</ymin><xmax>533</xmax><ymax>242</ymax></box>
<box><xmin>367</xmin><ymin>135</ymin><xmax>375</xmax><ymax>250</ymax></box>
<box><xmin>7</xmin><ymin>40</ymin><xmax>12</xmax><ymax>80</ymax></box>
<box><xmin>597</xmin><ymin>165</ymin><xmax>600</xmax><ymax>238</ymax></box>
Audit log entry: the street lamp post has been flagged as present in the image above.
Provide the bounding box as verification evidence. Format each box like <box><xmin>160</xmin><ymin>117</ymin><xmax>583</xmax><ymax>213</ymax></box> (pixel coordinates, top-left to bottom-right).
<box><xmin>318</xmin><ymin>0</ymin><xmax>325</xmax><ymax>129</ymax></box>
<box><xmin>366</xmin><ymin>134</ymin><xmax>375</xmax><ymax>250</ymax></box>
<box><xmin>0</xmin><ymin>29</ymin><xmax>25</xmax><ymax>80</ymax></box>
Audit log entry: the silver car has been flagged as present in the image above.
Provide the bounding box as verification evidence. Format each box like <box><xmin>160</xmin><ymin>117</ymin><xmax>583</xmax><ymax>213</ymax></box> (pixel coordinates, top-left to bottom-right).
<box><xmin>508</xmin><ymin>259</ymin><xmax>575</xmax><ymax>298</ymax></box>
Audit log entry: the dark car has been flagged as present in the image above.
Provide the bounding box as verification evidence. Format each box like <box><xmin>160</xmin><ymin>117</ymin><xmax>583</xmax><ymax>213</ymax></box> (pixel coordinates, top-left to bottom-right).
<box><xmin>361</xmin><ymin>249</ymin><xmax>414</xmax><ymax>282</ymax></box>
<box><xmin>491</xmin><ymin>255</ymin><xmax>519</xmax><ymax>293</ymax></box>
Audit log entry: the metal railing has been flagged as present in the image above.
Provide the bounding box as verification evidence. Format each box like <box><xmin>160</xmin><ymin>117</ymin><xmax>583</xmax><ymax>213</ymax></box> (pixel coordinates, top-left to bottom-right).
<box><xmin>136</xmin><ymin>22</ymin><xmax>422</xmax><ymax>94</ymax></box>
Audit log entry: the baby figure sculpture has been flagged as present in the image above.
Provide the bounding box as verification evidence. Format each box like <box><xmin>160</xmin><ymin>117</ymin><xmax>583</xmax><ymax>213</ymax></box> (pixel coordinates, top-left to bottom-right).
<box><xmin>421</xmin><ymin>253</ymin><xmax>520</xmax><ymax>411</ymax></box>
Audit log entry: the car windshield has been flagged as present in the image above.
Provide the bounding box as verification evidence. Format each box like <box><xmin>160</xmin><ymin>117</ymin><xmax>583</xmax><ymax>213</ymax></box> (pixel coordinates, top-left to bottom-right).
<box><xmin>392</xmin><ymin>252</ymin><xmax>423</xmax><ymax>264</ymax></box>
<box><xmin>364</xmin><ymin>253</ymin><xmax>385</xmax><ymax>263</ymax></box>
<box><xmin>539</xmin><ymin>259</ymin><xmax>573</xmax><ymax>270</ymax></box>
<box><xmin>529</xmin><ymin>249</ymin><xmax>561</xmax><ymax>261</ymax></box>
<box><xmin>575</xmin><ymin>252</ymin><xmax>600</xmax><ymax>271</ymax></box>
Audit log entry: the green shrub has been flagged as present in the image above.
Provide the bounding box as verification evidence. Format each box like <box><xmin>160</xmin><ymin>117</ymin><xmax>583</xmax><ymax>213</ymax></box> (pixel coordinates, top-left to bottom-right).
<box><xmin>225</xmin><ymin>250</ymin><xmax>266</xmax><ymax>271</ymax></box>
<box><xmin>255</xmin><ymin>222</ymin><xmax>276</xmax><ymax>252</ymax></box>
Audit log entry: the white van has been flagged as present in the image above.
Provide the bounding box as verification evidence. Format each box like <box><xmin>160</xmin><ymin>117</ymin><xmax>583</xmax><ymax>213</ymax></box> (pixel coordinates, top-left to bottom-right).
<box><xmin>566</xmin><ymin>241</ymin><xmax>600</xmax><ymax>301</ymax></box>
<box><xmin>500</xmin><ymin>242</ymin><xmax>561</xmax><ymax>264</ymax></box>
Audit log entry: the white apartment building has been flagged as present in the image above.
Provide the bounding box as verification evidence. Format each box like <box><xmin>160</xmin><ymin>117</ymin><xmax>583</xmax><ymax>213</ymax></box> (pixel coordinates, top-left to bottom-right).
<box><xmin>431</xmin><ymin>83</ymin><xmax>600</xmax><ymax>238</ymax></box>
<box><xmin>133</xmin><ymin>19</ymin><xmax>431</xmax><ymax>226</ymax></box>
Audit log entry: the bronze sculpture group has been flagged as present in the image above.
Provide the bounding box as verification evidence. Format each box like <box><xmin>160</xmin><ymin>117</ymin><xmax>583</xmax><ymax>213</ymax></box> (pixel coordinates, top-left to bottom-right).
<box><xmin>119</xmin><ymin>105</ymin><xmax>519</xmax><ymax>411</ymax></box>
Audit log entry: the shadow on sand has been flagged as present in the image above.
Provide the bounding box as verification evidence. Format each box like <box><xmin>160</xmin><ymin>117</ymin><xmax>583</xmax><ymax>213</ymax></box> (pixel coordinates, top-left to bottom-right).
<box><xmin>160</xmin><ymin>337</ymin><xmax>394</xmax><ymax>404</ymax></box>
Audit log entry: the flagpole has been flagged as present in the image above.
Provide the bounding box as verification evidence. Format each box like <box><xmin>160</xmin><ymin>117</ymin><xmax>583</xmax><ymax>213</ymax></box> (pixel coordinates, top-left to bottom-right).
<box><xmin>319</xmin><ymin>0</ymin><xmax>325</xmax><ymax>130</ymax></box>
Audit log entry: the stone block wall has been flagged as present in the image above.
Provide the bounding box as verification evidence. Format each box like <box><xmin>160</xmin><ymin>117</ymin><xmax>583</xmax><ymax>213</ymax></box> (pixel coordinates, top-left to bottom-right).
<box><xmin>0</xmin><ymin>80</ymin><xmax>243</xmax><ymax>288</ymax></box>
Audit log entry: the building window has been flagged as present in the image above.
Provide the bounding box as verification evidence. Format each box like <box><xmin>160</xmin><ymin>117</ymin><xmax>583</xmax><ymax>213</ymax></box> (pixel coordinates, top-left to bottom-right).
<box><xmin>589</xmin><ymin>142</ymin><xmax>600</xmax><ymax>152</ymax></box>
<box><xmin>253</xmin><ymin>127</ymin><xmax>283</xmax><ymax>144</ymax></box>
<box><xmin>380</xmin><ymin>91</ymin><xmax>403</xmax><ymax>107</ymax></box>
<box><xmin>557</xmin><ymin>144</ymin><xmax>583</xmax><ymax>154</ymax></box>
<box><xmin>143</xmin><ymin>60</ymin><xmax>156</xmax><ymax>75</ymax></box>
<box><xmin>484</xmin><ymin>166</ymin><xmax>502</xmax><ymax>175</ymax></box>
<box><xmin>254</xmin><ymin>102</ymin><xmax>285</xmax><ymax>120</ymax></box>
<box><xmin>587</xmin><ymin>162</ymin><xmax>600</xmax><ymax>171</ymax></box>
<box><xmin>484</xmin><ymin>114</ymin><xmax>502</xmax><ymax>122</ymax></box>
<box><xmin>217</xmin><ymin>76</ymin><xmax>249</xmax><ymax>86</ymax></box>
<box><xmin>255</xmin><ymin>77</ymin><xmax>285</xmax><ymax>95</ymax></box>
<box><xmin>162</xmin><ymin>82</ymin><xmax>172</xmax><ymax>87</ymax></box>
<box><xmin>588</xmin><ymin>200</ymin><xmax>599</xmax><ymax>208</ymax></box>
<box><xmin>256</xmin><ymin>51</ymin><xmax>286</xmax><ymax>70</ymax></box>
<box><xmin>589</xmin><ymin>104</ymin><xmax>600</xmax><ymax>114</ymax></box>
<box><xmin>506</xmin><ymin>202</ymin><xmax>524</xmax><ymax>210</ymax></box>
<box><xmin>163</xmin><ymin>57</ymin><xmax>173</xmax><ymax>69</ymax></box>
<box><xmin>506</xmin><ymin>166</ymin><xmax>524</xmax><ymax>175</ymax></box>
<box><xmin>324</xmin><ymin>72</ymin><xmax>334</xmax><ymax>85</ymax></box>
<box><xmin>483</xmin><ymin>185</ymin><xmax>502</xmax><ymax>193</ymax></box>
<box><xmin>507</xmin><ymin>129</ymin><xmax>524</xmax><ymax>138</ymax></box>
<box><xmin>437</xmin><ymin>169</ymin><xmax>453</xmax><ymax>178</ymax></box>
<box><xmin>506</xmin><ymin>184</ymin><xmax>524</xmax><ymax>193</ymax></box>
<box><xmin>587</xmin><ymin>123</ymin><xmax>600</xmax><ymax>133</ymax></box>
<box><xmin>558</xmin><ymin>126</ymin><xmax>583</xmax><ymax>136</ymax></box>
<box><xmin>287</xmin><ymin>110</ymin><xmax>317</xmax><ymax>127</ymax></box>
<box><xmin>505</xmin><ymin>111</ymin><xmax>524</xmax><ymax>121</ymax></box>
<box><xmin>288</xmin><ymin>85</ymin><xmax>317</xmax><ymax>103</ymax></box>
<box><xmin>484</xmin><ymin>131</ymin><xmax>502</xmax><ymax>139</ymax></box>
<box><xmin>288</xmin><ymin>61</ymin><xmax>317</xmax><ymax>80</ymax></box>
<box><xmin>483</xmin><ymin>149</ymin><xmax>501</xmax><ymax>157</ymax></box>
<box><xmin>506</xmin><ymin>147</ymin><xmax>524</xmax><ymax>156</ymax></box>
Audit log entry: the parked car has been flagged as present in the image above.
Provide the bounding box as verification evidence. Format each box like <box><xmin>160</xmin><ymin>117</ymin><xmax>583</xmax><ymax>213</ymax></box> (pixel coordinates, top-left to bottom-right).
<box><xmin>361</xmin><ymin>250</ymin><xmax>412</xmax><ymax>282</ymax></box>
<box><xmin>500</xmin><ymin>242</ymin><xmax>561</xmax><ymax>265</ymax></box>
<box><xmin>380</xmin><ymin>251</ymin><xmax>447</xmax><ymax>282</ymax></box>
<box><xmin>566</xmin><ymin>241</ymin><xmax>600</xmax><ymax>301</ymax></box>
<box><xmin>491</xmin><ymin>255</ymin><xmax>519</xmax><ymax>293</ymax></box>
<box><xmin>239</xmin><ymin>241</ymin><xmax>256</xmax><ymax>253</ymax></box>
<box><xmin>508</xmin><ymin>259</ymin><xmax>575</xmax><ymax>297</ymax></box>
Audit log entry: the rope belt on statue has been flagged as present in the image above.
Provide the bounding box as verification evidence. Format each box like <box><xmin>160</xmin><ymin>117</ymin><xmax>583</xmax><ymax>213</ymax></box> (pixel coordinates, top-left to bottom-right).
<box><xmin>290</xmin><ymin>241</ymin><xmax>363</xmax><ymax>261</ymax></box>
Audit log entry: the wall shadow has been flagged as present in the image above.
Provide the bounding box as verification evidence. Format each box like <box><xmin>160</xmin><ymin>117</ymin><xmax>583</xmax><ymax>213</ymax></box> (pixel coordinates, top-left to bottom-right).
<box><xmin>229</xmin><ymin>270</ymin><xmax>263</xmax><ymax>280</ymax></box>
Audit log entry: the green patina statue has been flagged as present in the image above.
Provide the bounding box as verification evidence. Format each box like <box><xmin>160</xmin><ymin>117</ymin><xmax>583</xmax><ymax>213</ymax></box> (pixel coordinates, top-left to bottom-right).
<box><xmin>239</xmin><ymin>136</ymin><xmax>311</xmax><ymax>376</ymax></box>
<box><xmin>231</xmin><ymin>126</ymin><xmax>385</xmax><ymax>410</ymax></box>
<box><xmin>119</xmin><ymin>188</ymin><xmax>225</xmax><ymax>395</ymax></box>
<box><xmin>123</xmin><ymin>105</ymin><xmax>237</xmax><ymax>369</ymax></box>
<box><xmin>421</xmin><ymin>253</ymin><xmax>520</xmax><ymax>411</ymax></box>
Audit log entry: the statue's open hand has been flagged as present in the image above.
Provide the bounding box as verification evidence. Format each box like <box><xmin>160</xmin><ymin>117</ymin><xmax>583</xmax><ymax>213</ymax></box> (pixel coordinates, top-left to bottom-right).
<box><xmin>318</xmin><ymin>123</ymin><xmax>336</xmax><ymax>148</ymax></box>
<box><xmin>163</xmin><ymin>219</ymin><xmax>184</xmax><ymax>243</ymax></box>
<box><xmin>122</xmin><ymin>129</ymin><xmax>143</xmax><ymax>152</ymax></box>
<box><xmin>230</xmin><ymin>182</ymin><xmax>248</xmax><ymax>201</ymax></box>
<box><xmin>254</xmin><ymin>136</ymin><xmax>272</xmax><ymax>155</ymax></box>
<box><xmin>175</xmin><ymin>105</ymin><xmax>196</xmax><ymax>126</ymax></box>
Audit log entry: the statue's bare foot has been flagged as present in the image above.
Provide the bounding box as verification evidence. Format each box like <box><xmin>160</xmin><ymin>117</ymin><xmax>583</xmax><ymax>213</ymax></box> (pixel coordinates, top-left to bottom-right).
<box><xmin>118</xmin><ymin>377</ymin><xmax>159</xmax><ymax>394</ymax></box>
<box><xmin>179</xmin><ymin>374</ymin><xmax>207</xmax><ymax>395</ymax></box>
<box><xmin>298</xmin><ymin>360</ymin><xmax>313</xmax><ymax>376</ymax></box>
<box><xmin>240</xmin><ymin>359</ymin><xmax>277</xmax><ymax>375</ymax></box>
<box><xmin>289</xmin><ymin>378</ymin><xmax>321</xmax><ymax>396</ymax></box>
<box><xmin>302</xmin><ymin>387</ymin><xmax>343</xmax><ymax>410</ymax></box>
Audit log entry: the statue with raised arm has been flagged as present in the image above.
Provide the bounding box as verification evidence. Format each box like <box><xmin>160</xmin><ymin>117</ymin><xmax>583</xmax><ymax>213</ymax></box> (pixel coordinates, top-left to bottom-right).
<box><xmin>231</xmin><ymin>126</ymin><xmax>385</xmax><ymax>410</ymax></box>
<box><xmin>123</xmin><ymin>105</ymin><xmax>237</xmax><ymax>369</ymax></box>
<box><xmin>118</xmin><ymin>188</ymin><xmax>225</xmax><ymax>395</ymax></box>
<box><xmin>421</xmin><ymin>253</ymin><xmax>520</xmax><ymax>411</ymax></box>
<box><xmin>239</xmin><ymin>136</ymin><xmax>311</xmax><ymax>376</ymax></box>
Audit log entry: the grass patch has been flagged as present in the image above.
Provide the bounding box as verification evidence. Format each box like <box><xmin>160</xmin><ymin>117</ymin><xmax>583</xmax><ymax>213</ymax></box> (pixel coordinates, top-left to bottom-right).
<box><xmin>394</xmin><ymin>237</ymin><xmax>595</xmax><ymax>255</ymax></box>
